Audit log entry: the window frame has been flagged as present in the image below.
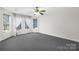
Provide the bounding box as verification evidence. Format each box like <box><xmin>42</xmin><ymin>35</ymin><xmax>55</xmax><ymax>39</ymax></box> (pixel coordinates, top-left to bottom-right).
<box><xmin>33</xmin><ymin>18</ymin><xmax>38</xmax><ymax>29</ymax></box>
<box><xmin>2</xmin><ymin>14</ymin><xmax>10</xmax><ymax>33</ymax></box>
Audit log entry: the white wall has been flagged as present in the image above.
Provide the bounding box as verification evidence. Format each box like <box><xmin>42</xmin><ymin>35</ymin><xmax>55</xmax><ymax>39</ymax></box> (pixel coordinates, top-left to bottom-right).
<box><xmin>39</xmin><ymin>7</ymin><xmax>79</xmax><ymax>42</ymax></box>
<box><xmin>0</xmin><ymin>8</ymin><xmax>16</xmax><ymax>41</ymax></box>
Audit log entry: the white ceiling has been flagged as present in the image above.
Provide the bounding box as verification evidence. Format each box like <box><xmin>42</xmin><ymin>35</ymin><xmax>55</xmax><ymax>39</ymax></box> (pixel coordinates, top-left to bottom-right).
<box><xmin>4</xmin><ymin>7</ymin><xmax>34</xmax><ymax>16</ymax></box>
<box><xmin>4</xmin><ymin>7</ymin><xmax>79</xmax><ymax>17</ymax></box>
<box><xmin>4</xmin><ymin>7</ymin><xmax>48</xmax><ymax>16</ymax></box>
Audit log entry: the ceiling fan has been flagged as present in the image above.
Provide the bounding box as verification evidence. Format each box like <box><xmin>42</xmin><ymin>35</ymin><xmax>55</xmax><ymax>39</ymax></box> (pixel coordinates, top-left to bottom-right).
<box><xmin>33</xmin><ymin>7</ymin><xmax>46</xmax><ymax>15</ymax></box>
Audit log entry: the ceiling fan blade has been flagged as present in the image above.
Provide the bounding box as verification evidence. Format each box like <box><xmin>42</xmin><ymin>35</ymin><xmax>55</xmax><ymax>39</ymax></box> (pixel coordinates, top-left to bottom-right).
<box><xmin>40</xmin><ymin>10</ymin><xmax>46</xmax><ymax>12</ymax></box>
<box><xmin>40</xmin><ymin>12</ymin><xmax>44</xmax><ymax>15</ymax></box>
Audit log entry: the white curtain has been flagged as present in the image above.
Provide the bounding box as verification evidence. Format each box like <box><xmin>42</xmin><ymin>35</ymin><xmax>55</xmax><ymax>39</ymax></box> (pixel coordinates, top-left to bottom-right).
<box><xmin>16</xmin><ymin>15</ymin><xmax>31</xmax><ymax>28</ymax></box>
<box><xmin>15</xmin><ymin>15</ymin><xmax>22</xmax><ymax>28</ymax></box>
<box><xmin>15</xmin><ymin>14</ymin><xmax>32</xmax><ymax>35</ymax></box>
<box><xmin>25</xmin><ymin>17</ymin><xmax>31</xmax><ymax>28</ymax></box>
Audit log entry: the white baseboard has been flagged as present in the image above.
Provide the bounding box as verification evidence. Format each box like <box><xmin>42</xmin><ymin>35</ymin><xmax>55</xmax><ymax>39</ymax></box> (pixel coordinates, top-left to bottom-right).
<box><xmin>0</xmin><ymin>33</ymin><xmax>13</xmax><ymax>41</ymax></box>
<box><xmin>39</xmin><ymin>32</ymin><xmax>79</xmax><ymax>42</ymax></box>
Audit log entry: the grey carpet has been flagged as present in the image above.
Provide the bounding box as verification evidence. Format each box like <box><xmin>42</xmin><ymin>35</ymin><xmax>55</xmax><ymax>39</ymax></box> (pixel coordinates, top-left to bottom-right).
<box><xmin>0</xmin><ymin>32</ymin><xmax>79</xmax><ymax>51</ymax></box>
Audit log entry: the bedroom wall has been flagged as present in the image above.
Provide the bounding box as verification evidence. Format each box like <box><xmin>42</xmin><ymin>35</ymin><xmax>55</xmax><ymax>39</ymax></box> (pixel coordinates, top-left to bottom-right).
<box><xmin>39</xmin><ymin>7</ymin><xmax>79</xmax><ymax>42</ymax></box>
<box><xmin>0</xmin><ymin>8</ymin><xmax>16</xmax><ymax>41</ymax></box>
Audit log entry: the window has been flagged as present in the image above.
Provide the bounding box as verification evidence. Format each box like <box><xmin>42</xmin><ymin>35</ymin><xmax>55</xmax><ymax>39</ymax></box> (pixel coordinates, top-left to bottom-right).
<box><xmin>33</xmin><ymin>19</ymin><xmax>37</xmax><ymax>28</ymax></box>
<box><xmin>3</xmin><ymin>14</ymin><xmax>10</xmax><ymax>33</ymax></box>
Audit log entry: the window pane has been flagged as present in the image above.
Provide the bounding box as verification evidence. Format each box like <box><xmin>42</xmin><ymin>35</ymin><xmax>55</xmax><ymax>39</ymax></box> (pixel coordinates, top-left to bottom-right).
<box><xmin>3</xmin><ymin>14</ymin><xmax>9</xmax><ymax>32</ymax></box>
<box><xmin>33</xmin><ymin>19</ymin><xmax>37</xmax><ymax>28</ymax></box>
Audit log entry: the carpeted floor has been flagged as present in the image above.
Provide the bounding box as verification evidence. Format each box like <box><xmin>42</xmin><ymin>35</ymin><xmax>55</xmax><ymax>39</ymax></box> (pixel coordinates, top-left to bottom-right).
<box><xmin>0</xmin><ymin>32</ymin><xmax>79</xmax><ymax>51</ymax></box>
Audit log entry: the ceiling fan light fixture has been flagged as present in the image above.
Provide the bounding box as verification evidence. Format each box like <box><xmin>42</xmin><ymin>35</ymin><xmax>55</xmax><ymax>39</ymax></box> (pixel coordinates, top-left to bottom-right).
<box><xmin>33</xmin><ymin>7</ymin><xmax>46</xmax><ymax>16</ymax></box>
